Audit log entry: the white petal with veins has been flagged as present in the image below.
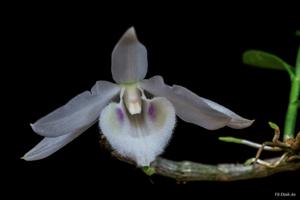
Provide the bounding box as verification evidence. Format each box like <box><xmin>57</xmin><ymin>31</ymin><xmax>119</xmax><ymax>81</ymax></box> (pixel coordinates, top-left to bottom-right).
<box><xmin>23</xmin><ymin>123</ymin><xmax>92</xmax><ymax>161</ymax></box>
<box><xmin>203</xmin><ymin>98</ymin><xmax>254</xmax><ymax>128</ymax></box>
<box><xmin>111</xmin><ymin>27</ymin><xmax>148</xmax><ymax>84</ymax></box>
<box><xmin>99</xmin><ymin>97</ymin><xmax>176</xmax><ymax>166</ymax></box>
<box><xmin>140</xmin><ymin>76</ymin><xmax>253</xmax><ymax>130</ymax></box>
<box><xmin>31</xmin><ymin>81</ymin><xmax>120</xmax><ymax>137</ymax></box>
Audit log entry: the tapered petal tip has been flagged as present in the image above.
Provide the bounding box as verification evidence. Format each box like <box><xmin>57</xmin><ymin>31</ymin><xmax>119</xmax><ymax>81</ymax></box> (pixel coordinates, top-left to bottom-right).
<box><xmin>30</xmin><ymin>123</ymin><xmax>36</xmax><ymax>132</ymax></box>
<box><xmin>21</xmin><ymin>150</ymin><xmax>36</xmax><ymax>161</ymax></box>
<box><xmin>21</xmin><ymin>152</ymin><xmax>32</xmax><ymax>161</ymax></box>
<box><xmin>229</xmin><ymin>118</ymin><xmax>255</xmax><ymax>129</ymax></box>
<box><xmin>123</xmin><ymin>27</ymin><xmax>137</xmax><ymax>40</ymax></box>
<box><xmin>30</xmin><ymin>122</ymin><xmax>42</xmax><ymax>135</ymax></box>
<box><xmin>30</xmin><ymin>122</ymin><xmax>46</xmax><ymax>136</ymax></box>
<box><xmin>21</xmin><ymin>156</ymin><xmax>30</xmax><ymax>161</ymax></box>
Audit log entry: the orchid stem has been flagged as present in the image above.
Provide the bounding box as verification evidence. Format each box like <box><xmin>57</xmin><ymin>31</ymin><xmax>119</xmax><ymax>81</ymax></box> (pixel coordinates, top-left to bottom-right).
<box><xmin>219</xmin><ymin>137</ymin><xmax>281</xmax><ymax>151</ymax></box>
<box><xmin>100</xmin><ymin>137</ymin><xmax>300</xmax><ymax>182</ymax></box>
<box><xmin>283</xmin><ymin>44</ymin><xmax>300</xmax><ymax>141</ymax></box>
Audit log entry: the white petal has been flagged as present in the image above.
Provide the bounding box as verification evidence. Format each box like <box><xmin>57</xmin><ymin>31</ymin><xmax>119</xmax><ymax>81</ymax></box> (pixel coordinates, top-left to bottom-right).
<box><xmin>203</xmin><ymin>98</ymin><xmax>254</xmax><ymax>128</ymax></box>
<box><xmin>31</xmin><ymin>81</ymin><xmax>120</xmax><ymax>137</ymax></box>
<box><xmin>140</xmin><ymin>76</ymin><xmax>253</xmax><ymax>130</ymax></box>
<box><xmin>99</xmin><ymin>97</ymin><xmax>176</xmax><ymax>166</ymax></box>
<box><xmin>111</xmin><ymin>27</ymin><xmax>148</xmax><ymax>84</ymax></box>
<box><xmin>22</xmin><ymin>124</ymin><xmax>91</xmax><ymax>161</ymax></box>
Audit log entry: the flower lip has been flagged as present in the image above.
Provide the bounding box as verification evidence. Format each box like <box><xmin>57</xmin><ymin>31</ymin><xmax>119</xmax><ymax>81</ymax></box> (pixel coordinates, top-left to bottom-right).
<box><xmin>99</xmin><ymin>96</ymin><xmax>176</xmax><ymax>166</ymax></box>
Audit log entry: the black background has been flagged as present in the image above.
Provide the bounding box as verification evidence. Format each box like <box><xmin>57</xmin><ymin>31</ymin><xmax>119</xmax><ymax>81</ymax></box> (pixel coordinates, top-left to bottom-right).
<box><xmin>5</xmin><ymin>2</ymin><xmax>300</xmax><ymax>199</ymax></box>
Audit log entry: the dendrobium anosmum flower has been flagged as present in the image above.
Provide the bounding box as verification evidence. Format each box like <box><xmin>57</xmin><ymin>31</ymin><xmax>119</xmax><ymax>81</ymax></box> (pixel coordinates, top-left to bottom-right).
<box><xmin>23</xmin><ymin>27</ymin><xmax>253</xmax><ymax>166</ymax></box>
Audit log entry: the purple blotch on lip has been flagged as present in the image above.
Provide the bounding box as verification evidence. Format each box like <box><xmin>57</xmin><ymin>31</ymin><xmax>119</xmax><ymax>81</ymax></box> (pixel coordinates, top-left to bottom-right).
<box><xmin>148</xmin><ymin>103</ymin><xmax>156</xmax><ymax>120</ymax></box>
<box><xmin>116</xmin><ymin>107</ymin><xmax>124</xmax><ymax>122</ymax></box>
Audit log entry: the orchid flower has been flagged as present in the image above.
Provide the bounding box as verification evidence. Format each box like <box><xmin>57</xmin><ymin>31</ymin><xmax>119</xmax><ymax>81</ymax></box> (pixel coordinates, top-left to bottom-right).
<box><xmin>23</xmin><ymin>27</ymin><xmax>253</xmax><ymax>166</ymax></box>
